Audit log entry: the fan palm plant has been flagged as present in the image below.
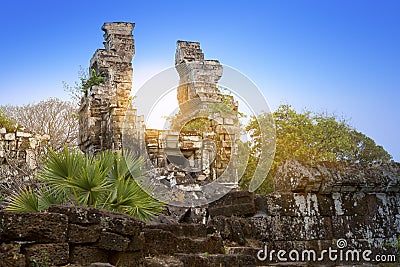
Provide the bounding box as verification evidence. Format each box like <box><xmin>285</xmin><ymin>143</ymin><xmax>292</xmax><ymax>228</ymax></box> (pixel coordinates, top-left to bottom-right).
<box><xmin>5</xmin><ymin>148</ymin><xmax>163</xmax><ymax>221</ymax></box>
<box><xmin>7</xmin><ymin>187</ymin><xmax>39</xmax><ymax>212</ymax></box>
<box><xmin>103</xmin><ymin>151</ymin><xmax>163</xmax><ymax>220</ymax></box>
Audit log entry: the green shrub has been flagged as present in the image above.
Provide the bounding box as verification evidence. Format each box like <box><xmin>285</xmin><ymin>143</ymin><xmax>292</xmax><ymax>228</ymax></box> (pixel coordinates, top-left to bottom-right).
<box><xmin>6</xmin><ymin>148</ymin><xmax>164</xmax><ymax>221</ymax></box>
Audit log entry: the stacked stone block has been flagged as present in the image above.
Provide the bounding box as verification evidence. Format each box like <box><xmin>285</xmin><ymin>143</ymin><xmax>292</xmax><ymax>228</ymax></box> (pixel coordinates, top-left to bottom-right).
<box><xmin>0</xmin><ymin>128</ymin><xmax>49</xmax><ymax>196</ymax></box>
<box><xmin>173</xmin><ymin>41</ymin><xmax>240</xmax><ymax>185</ymax></box>
<box><xmin>0</xmin><ymin>161</ymin><xmax>399</xmax><ymax>266</ymax></box>
<box><xmin>79</xmin><ymin>22</ymin><xmax>140</xmax><ymax>154</ymax></box>
<box><xmin>78</xmin><ymin>23</ymin><xmax>240</xmax><ymax>186</ymax></box>
<box><xmin>208</xmin><ymin>160</ymin><xmax>400</xmax><ymax>266</ymax></box>
<box><xmin>0</xmin><ymin>206</ymin><xmax>145</xmax><ymax>266</ymax></box>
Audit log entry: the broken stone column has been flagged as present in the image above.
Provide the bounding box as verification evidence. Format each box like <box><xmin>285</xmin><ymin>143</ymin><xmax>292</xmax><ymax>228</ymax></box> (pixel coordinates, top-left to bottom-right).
<box><xmin>79</xmin><ymin>22</ymin><xmax>139</xmax><ymax>154</ymax></box>
<box><xmin>174</xmin><ymin>41</ymin><xmax>239</xmax><ymax>185</ymax></box>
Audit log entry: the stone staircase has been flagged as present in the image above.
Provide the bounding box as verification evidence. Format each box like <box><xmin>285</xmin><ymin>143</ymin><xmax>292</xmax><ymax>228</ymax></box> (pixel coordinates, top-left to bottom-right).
<box><xmin>141</xmin><ymin>224</ymin><xmax>313</xmax><ymax>267</ymax></box>
<box><xmin>142</xmin><ymin>223</ymin><xmax>258</xmax><ymax>267</ymax></box>
<box><xmin>141</xmin><ymin>190</ymin><xmax>337</xmax><ymax>267</ymax></box>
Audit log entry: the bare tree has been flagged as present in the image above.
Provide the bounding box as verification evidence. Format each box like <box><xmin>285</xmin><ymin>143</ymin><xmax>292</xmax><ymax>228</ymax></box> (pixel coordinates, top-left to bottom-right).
<box><xmin>62</xmin><ymin>65</ymin><xmax>89</xmax><ymax>104</ymax></box>
<box><xmin>0</xmin><ymin>98</ymin><xmax>78</xmax><ymax>150</ymax></box>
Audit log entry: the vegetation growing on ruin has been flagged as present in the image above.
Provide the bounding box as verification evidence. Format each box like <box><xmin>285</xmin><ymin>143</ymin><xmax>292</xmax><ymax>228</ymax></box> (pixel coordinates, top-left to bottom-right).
<box><xmin>214</xmin><ymin>85</ymin><xmax>245</xmax><ymax>118</ymax></box>
<box><xmin>63</xmin><ymin>67</ymin><xmax>105</xmax><ymax>103</ymax></box>
<box><xmin>180</xmin><ymin>118</ymin><xmax>213</xmax><ymax>133</ymax></box>
<box><xmin>29</xmin><ymin>251</ymin><xmax>49</xmax><ymax>267</ymax></box>
<box><xmin>80</xmin><ymin>68</ymin><xmax>105</xmax><ymax>94</ymax></box>
<box><xmin>0</xmin><ymin>109</ymin><xmax>20</xmax><ymax>132</ymax></box>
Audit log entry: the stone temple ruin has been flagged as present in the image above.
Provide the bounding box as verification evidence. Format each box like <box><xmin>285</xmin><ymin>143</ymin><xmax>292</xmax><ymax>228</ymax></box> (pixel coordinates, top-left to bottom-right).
<box><xmin>73</xmin><ymin>22</ymin><xmax>400</xmax><ymax>265</ymax></box>
<box><xmin>173</xmin><ymin>40</ymin><xmax>239</xmax><ymax>184</ymax></box>
<box><xmin>78</xmin><ymin>22</ymin><xmax>144</xmax><ymax>155</ymax></box>
<box><xmin>0</xmin><ymin>22</ymin><xmax>399</xmax><ymax>266</ymax></box>
<box><xmin>78</xmin><ymin>22</ymin><xmax>239</xmax><ymax>189</ymax></box>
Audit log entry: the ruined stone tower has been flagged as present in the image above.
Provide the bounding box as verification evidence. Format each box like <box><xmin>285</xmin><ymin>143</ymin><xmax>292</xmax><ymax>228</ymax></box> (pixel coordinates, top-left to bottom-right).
<box><xmin>175</xmin><ymin>41</ymin><xmax>223</xmax><ymax>107</ymax></box>
<box><xmin>173</xmin><ymin>41</ymin><xmax>240</xmax><ymax>184</ymax></box>
<box><xmin>79</xmin><ymin>22</ymin><xmax>142</xmax><ymax>154</ymax></box>
<box><xmin>78</xmin><ymin>23</ymin><xmax>239</xmax><ymax>187</ymax></box>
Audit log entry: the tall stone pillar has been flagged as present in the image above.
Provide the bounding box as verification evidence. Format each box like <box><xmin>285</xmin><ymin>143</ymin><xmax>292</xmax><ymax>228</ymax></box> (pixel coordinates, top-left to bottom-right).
<box><xmin>79</xmin><ymin>22</ymin><xmax>137</xmax><ymax>154</ymax></box>
<box><xmin>174</xmin><ymin>41</ymin><xmax>239</xmax><ymax>185</ymax></box>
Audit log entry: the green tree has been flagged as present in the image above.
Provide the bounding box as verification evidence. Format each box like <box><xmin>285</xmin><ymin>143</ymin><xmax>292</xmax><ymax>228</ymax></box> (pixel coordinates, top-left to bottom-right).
<box><xmin>240</xmin><ymin>104</ymin><xmax>392</xmax><ymax>194</ymax></box>
<box><xmin>5</xmin><ymin>148</ymin><xmax>164</xmax><ymax>221</ymax></box>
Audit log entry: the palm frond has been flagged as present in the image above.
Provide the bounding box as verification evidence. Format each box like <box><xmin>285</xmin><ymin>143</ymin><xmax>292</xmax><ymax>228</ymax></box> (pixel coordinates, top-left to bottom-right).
<box><xmin>37</xmin><ymin>186</ymin><xmax>65</xmax><ymax>210</ymax></box>
<box><xmin>37</xmin><ymin>148</ymin><xmax>83</xmax><ymax>196</ymax></box>
<box><xmin>105</xmin><ymin>178</ymin><xmax>164</xmax><ymax>221</ymax></box>
<box><xmin>69</xmin><ymin>158</ymin><xmax>110</xmax><ymax>207</ymax></box>
<box><xmin>97</xmin><ymin>150</ymin><xmax>115</xmax><ymax>175</ymax></box>
<box><xmin>123</xmin><ymin>151</ymin><xmax>146</xmax><ymax>179</ymax></box>
<box><xmin>107</xmin><ymin>150</ymin><xmax>145</xmax><ymax>185</ymax></box>
<box><xmin>5</xmin><ymin>187</ymin><xmax>40</xmax><ymax>212</ymax></box>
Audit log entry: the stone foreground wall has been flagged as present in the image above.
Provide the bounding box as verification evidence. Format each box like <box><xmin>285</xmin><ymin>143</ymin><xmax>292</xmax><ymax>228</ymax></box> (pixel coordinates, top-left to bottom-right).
<box><xmin>0</xmin><ymin>206</ymin><xmax>145</xmax><ymax>266</ymax></box>
<box><xmin>0</xmin><ymin>206</ymin><xmax>241</xmax><ymax>267</ymax></box>
<box><xmin>1</xmin><ymin>161</ymin><xmax>399</xmax><ymax>266</ymax></box>
<box><xmin>207</xmin><ymin>160</ymin><xmax>400</xmax><ymax>266</ymax></box>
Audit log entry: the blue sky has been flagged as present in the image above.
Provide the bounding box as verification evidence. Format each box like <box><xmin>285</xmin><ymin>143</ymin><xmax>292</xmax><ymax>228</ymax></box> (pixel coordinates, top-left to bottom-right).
<box><xmin>0</xmin><ymin>0</ymin><xmax>399</xmax><ymax>161</ymax></box>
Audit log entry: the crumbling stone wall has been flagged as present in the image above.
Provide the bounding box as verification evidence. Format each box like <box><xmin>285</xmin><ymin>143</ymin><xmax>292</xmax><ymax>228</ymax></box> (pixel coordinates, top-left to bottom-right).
<box><xmin>79</xmin><ymin>22</ymin><xmax>143</xmax><ymax>154</ymax></box>
<box><xmin>0</xmin><ymin>128</ymin><xmax>49</xmax><ymax>199</ymax></box>
<box><xmin>0</xmin><ymin>206</ymin><xmax>145</xmax><ymax>266</ymax></box>
<box><xmin>207</xmin><ymin>160</ymin><xmax>400</xmax><ymax>266</ymax></box>
<box><xmin>0</xmin><ymin>205</ymin><xmax>254</xmax><ymax>267</ymax></box>
<box><xmin>173</xmin><ymin>41</ymin><xmax>240</xmax><ymax>185</ymax></box>
<box><xmin>0</xmin><ymin>161</ymin><xmax>399</xmax><ymax>266</ymax></box>
<box><xmin>142</xmin><ymin>42</ymin><xmax>241</xmax><ymax>188</ymax></box>
<box><xmin>145</xmin><ymin>129</ymin><xmax>217</xmax><ymax>187</ymax></box>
